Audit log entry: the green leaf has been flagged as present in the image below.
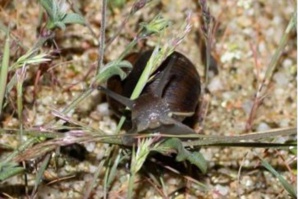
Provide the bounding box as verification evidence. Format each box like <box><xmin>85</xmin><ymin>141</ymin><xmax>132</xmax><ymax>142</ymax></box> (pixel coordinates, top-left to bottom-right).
<box><xmin>155</xmin><ymin>138</ymin><xmax>207</xmax><ymax>173</ymax></box>
<box><xmin>51</xmin><ymin>0</ymin><xmax>59</xmax><ymax>21</ymax></box>
<box><xmin>53</xmin><ymin>21</ymin><xmax>66</xmax><ymax>30</ymax></box>
<box><xmin>61</xmin><ymin>13</ymin><xmax>85</xmax><ymax>25</ymax></box>
<box><xmin>96</xmin><ymin>60</ymin><xmax>132</xmax><ymax>83</ymax></box>
<box><xmin>40</xmin><ymin>0</ymin><xmax>84</xmax><ymax>30</ymax></box>
<box><xmin>57</xmin><ymin>9</ymin><xmax>67</xmax><ymax>21</ymax></box>
<box><xmin>261</xmin><ymin>157</ymin><xmax>297</xmax><ymax>198</ymax></box>
<box><xmin>39</xmin><ymin>0</ymin><xmax>54</xmax><ymax>19</ymax></box>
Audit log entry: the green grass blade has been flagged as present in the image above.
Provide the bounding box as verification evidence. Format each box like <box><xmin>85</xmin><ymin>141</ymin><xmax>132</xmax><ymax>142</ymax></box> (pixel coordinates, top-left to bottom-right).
<box><xmin>130</xmin><ymin>46</ymin><xmax>160</xmax><ymax>100</ymax></box>
<box><xmin>0</xmin><ymin>162</ymin><xmax>25</xmax><ymax>181</ymax></box>
<box><xmin>83</xmin><ymin>159</ymin><xmax>106</xmax><ymax>199</ymax></box>
<box><xmin>2</xmin><ymin>137</ymin><xmax>38</xmax><ymax>164</ymax></box>
<box><xmin>104</xmin><ymin>148</ymin><xmax>125</xmax><ymax>198</ymax></box>
<box><xmin>263</xmin><ymin>12</ymin><xmax>296</xmax><ymax>86</ymax></box>
<box><xmin>31</xmin><ymin>154</ymin><xmax>51</xmax><ymax>196</ymax></box>
<box><xmin>260</xmin><ymin>157</ymin><xmax>297</xmax><ymax>198</ymax></box>
<box><xmin>0</xmin><ymin>34</ymin><xmax>10</xmax><ymax>115</ymax></box>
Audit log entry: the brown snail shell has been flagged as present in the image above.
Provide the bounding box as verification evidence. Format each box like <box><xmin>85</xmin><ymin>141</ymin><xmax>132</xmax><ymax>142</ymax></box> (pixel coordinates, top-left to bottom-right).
<box><xmin>99</xmin><ymin>50</ymin><xmax>201</xmax><ymax>144</ymax></box>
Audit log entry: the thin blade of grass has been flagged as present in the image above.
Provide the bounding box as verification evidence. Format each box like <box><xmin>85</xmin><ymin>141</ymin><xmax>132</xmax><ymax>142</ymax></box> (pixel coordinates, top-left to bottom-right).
<box><xmin>0</xmin><ymin>22</ymin><xmax>27</xmax><ymax>50</ymax></box>
<box><xmin>0</xmin><ymin>128</ymin><xmax>60</xmax><ymax>139</ymax></box>
<box><xmin>0</xmin><ymin>162</ymin><xmax>25</xmax><ymax>181</ymax></box>
<box><xmin>83</xmin><ymin>156</ymin><xmax>106</xmax><ymax>199</ymax></box>
<box><xmin>2</xmin><ymin>137</ymin><xmax>38</xmax><ymax>164</ymax></box>
<box><xmin>16</xmin><ymin>70</ymin><xmax>24</xmax><ymax>124</ymax></box>
<box><xmin>127</xmin><ymin>146</ymin><xmax>136</xmax><ymax>198</ymax></box>
<box><xmin>183</xmin><ymin>127</ymin><xmax>297</xmax><ymax>147</ymax></box>
<box><xmin>130</xmin><ymin>46</ymin><xmax>160</xmax><ymax>99</ymax></box>
<box><xmin>260</xmin><ymin>157</ymin><xmax>297</xmax><ymax>198</ymax></box>
<box><xmin>31</xmin><ymin>154</ymin><xmax>51</xmax><ymax>197</ymax></box>
<box><xmin>246</xmin><ymin>12</ymin><xmax>297</xmax><ymax>130</ymax></box>
<box><xmin>262</xmin><ymin>12</ymin><xmax>296</xmax><ymax>89</ymax></box>
<box><xmin>0</xmin><ymin>33</ymin><xmax>10</xmax><ymax>115</ymax></box>
<box><xmin>96</xmin><ymin>0</ymin><xmax>108</xmax><ymax>75</ymax></box>
<box><xmin>205</xmin><ymin>142</ymin><xmax>295</xmax><ymax>148</ymax></box>
<box><xmin>104</xmin><ymin>148</ymin><xmax>125</xmax><ymax>199</ymax></box>
<box><xmin>16</xmin><ymin>67</ymin><xmax>27</xmax><ymax>143</ymax></box>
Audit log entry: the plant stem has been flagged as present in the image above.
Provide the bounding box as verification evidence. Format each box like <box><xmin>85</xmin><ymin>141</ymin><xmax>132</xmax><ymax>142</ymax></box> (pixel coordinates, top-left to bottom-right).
<box><xmin>97</xmin><ymin>0</ymin><xmax>108</xmax><ymax>75</ymax></box>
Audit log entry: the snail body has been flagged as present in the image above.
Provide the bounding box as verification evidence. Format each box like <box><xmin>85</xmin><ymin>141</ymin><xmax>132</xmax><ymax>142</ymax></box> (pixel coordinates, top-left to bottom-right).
<box><xmin>99</xmin><ymin>50</ymin><xmax>201</xmax><ymax>144</ymax></box>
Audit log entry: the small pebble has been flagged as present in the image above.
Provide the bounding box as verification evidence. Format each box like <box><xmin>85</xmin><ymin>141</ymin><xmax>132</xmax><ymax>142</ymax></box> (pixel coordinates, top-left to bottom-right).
<box><xmin>242</xmin><ymin>100</ymin><xmax>253</xmax><ymax>115</ymax></box>
<box><xmin>208</xmin><ymin>76</ymin><xmax>224</xmax><ymax>92</ymax></box>
<box><xmin>273</xmin><ymin>71</ymin><xmax>289</xmax><ymax>86</ymax></box>
<box><xmin>86</xmin><ymin>142</ymin><xmax>96</xmax><ymax>152</ymax></box>
<box><xmin>97</xmin><ymin>102</ymin><xmax>111</xmax><ymax>116</ymax></box>
<box><xmin>215</xmin><ymin>184</ymin><xmax>229</xmax><ymax>196</ymax></box>
<box><xmin>257</xmin><ymin>122</ymin><xmax>271</xmax><ymax>131</ymax></box>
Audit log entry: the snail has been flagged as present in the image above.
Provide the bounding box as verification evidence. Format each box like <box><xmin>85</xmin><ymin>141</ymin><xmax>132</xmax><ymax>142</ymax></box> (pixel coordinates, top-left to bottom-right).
<box><xmin>98</xmin><ymin>50</ymin><xmax>201</xmax><ymax>145</ymax></box>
